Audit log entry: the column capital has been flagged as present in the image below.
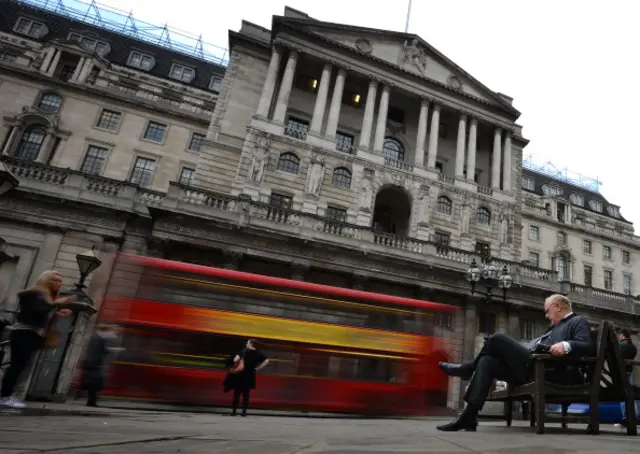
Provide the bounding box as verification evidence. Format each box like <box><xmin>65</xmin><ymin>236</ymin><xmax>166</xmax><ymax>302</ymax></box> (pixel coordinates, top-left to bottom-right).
<box><xmin>432</xmin><ymin>102</ymin><xmax>441</xmax><ymax>112</ymax></box>
<box><xmin>420</xmin><ymin>96</ymin><xmax>430</xmax><ymax>107</ymax></box>
<box><xmin>380</xmin><ymin>82</ymin><xmax>392</xmax><ymax>92</ymax></box>
<box><xmin>367</xmin><ymin>73</ymin><xmax>381</xmax><ymax>84</ymax></box>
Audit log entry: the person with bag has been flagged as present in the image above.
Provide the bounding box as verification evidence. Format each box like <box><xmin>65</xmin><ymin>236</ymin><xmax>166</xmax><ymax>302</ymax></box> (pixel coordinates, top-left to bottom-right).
<box><xmin>0</xmin><ymin>270</ymin><xmax>74</xmax><ymax>409</ymax></box>
<box><xmin>224</xmin><ymin>339</ymin><xmax>269</xmax><ymax>417</ymax></box>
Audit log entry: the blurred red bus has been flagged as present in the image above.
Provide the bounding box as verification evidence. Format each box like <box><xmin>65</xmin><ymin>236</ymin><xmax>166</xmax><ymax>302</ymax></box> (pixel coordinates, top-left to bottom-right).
<box><xmin>97</xmin><ymin>253</ymin><xmax>457</xmax><ymax>415</ymax></box>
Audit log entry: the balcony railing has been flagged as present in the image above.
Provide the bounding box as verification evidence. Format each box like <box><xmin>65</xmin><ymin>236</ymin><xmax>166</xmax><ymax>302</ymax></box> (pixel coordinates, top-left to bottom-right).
<box><xmin>5</xmin><ymin>157</ymin><xmax>637</xmax><ymax>313</ymax></box>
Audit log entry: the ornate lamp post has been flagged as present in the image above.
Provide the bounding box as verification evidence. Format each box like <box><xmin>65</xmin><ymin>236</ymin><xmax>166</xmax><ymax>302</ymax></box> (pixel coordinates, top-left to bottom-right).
<box><xmin>466</xmin><ymin>258</ymin><xmax>513</xmax><ymax>301</ymax></box>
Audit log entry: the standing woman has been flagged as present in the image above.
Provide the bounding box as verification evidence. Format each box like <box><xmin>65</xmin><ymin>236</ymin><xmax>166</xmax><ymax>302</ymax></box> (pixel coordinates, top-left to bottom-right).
<box><xmin>229</xmin><ymin>339</ymin><xmax>269</xmax><ymax>417</ymax></box>
<box><xmin>0</xmin><ymin>270</ymin><xmax>74</xmax><ymax>408</ymax></box>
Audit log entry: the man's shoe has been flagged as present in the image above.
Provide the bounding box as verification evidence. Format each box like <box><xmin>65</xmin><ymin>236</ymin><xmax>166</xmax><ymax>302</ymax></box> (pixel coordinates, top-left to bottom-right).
<box><xmin>436</xmin><ymin>417</ymin><xmax>477</xmax><ymax>432</ymax></box>
<box><xmin>439</xmin><ymin>362</ymin><xmax>473</xmax><ymax>380</ymax></box>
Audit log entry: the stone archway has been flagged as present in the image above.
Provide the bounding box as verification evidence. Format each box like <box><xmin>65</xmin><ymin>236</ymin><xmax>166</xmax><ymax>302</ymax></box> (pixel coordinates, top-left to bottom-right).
<box><xmin>372</xmin><ymin>185</ymin><xmax>412</xmax><ymax>237</ymax></box>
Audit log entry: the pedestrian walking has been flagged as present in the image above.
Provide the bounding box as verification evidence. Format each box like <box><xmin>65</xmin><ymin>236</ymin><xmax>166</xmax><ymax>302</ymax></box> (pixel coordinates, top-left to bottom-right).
<box><xmin>80</xmin><ymin>324</ymin><xmax>122</xmax><ymax>407</ymax></box>
<box><xmin>1</xmin><ymin>270</ymin><xmax>74</xmax><ymax>409</ymax></box>
<box><xmin>223</xmin><ymin>339</ymin><xmax>269</xmax><ymax>416</ymax></box>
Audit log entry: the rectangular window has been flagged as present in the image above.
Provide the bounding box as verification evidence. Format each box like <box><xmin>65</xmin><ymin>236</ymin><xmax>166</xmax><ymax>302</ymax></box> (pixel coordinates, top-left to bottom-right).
<box><xmin>522</xmin><ymin>177</ymin><xmax>535</xmax><ymax>191</ymax></box>
<box><xmin>269</xmin><ymin>193</ymin><xmax>292</xmax><ymax>210</ymax></box>
<box><xmin>170</xmin><ymin>64</ymin><xmax>195</xmax><ymax>82</ymax></box>
<box><xmin>478</xmin><ymin>312</ymin><xmax>496</xmax><ymax>334</ymax></box>
<box><xmin>623</xmin><ymin>275</ymin><xmax>632</xmax><ymax>295</ymax></box>
<box><xmin>434</xmin><ymin>231</ymin><xmax>450</xmax><ymax>246</ymax></box>
<box><xmin>14</xmin><ymin>17</ymin><xmax>45</xmax><ymax>38</ymax></box>
<box><xmin>178</xmin><ymin>167</ymin><xmax>194</xmax><ymax>185</ymax></box>
<box><xmin>325</xmin><ymin>206</ymin><xmax>347</xmax><ymax>222</ymax></box>
<box><xmin>68</xmin><ymin>33</ymin><xmax>109</xmax><ymax>56</ymax></box>
<box><xmin>583</xmin><ymin>240</ymin><xmax>592</xmax><ymax>255</ymax></box>
<box><xmin>520</xmin><ymin>319</ymin><xmax>536</xmax><ymax>341</ymax></box>
<box><xmin>129</xmin><ymin>157</ymin><xmax>156</xmax><ymax>187</ymax></box>
<box><xmin>603</xmin><ymin>245</ymin><xmax>612</xmax><ymax>260</ymax></box>
<box><xmin>435</xmin><ymin>162</ymin><xmax>444</xmax><ymax>173</ymax></box>
<box><xmin>336</xmin><ymin>132</ymin><xmax>354</xmax><ymax>153</ymax></box>
<box><xmin>528</xmin><ymin>252</ymin><xmax>539</xmax><ymax>268</ymax></box>
<box><xmin>80</xmin><ymin>145</ymin><xmax>108</xmax><ymax>175</ymax></box>
<box><xmin>209</xmin><ymin>75</ymin><xmax>222</xmax><ymax>92</ymax></box>
<box><xmin>188</xmin><ymin>133</ymin><xmax>205</xmax><ymax>152</ymax></box>
<box><xmin>529</xmin><ymin>225</ymin><xmax>539</xmax><ymax>241</ymax></box>
<box><xmin>127</xmin><ymin>51</ymin><xmax>154</xmax><ymax>71</ymax></box>
<box><xmin>584</xmin><ymin>265</ymin><xmax>592</xmax><ymax>287</ymax></box>
<box><xmin>96</xmin><ymin>109</ymin><xmax>122</xmax><ymax>131</ymax></box>
<box><xmin>286</xmin><ymin>117</ymin><xmax>309</xmax><ymax>134</ymax></box>
<box><xmin>604</xmin><ymin>270</ymin><xmax>613</xmax><ymax>290</ymax></box>
<box><xmin>475</xmin><ymin>241</ymin><xmax>491</xmax><ymax>258</ymax></box>
<box><xmin>143</xmin><ymin>121</ymin><xmax>167</xmax><ymax>143</ymax></box>
<box><xmin>623</xmin><ymin>250</ymin><xmax>630</xmax><ymax>264</ymax></box>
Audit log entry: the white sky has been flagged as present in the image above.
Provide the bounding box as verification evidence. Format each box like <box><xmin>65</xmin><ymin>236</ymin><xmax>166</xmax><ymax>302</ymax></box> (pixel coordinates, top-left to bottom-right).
<box><xmin>97</xmin><ymin>0</ymin><xmax>640</xmax><ymax>225</ymax></box>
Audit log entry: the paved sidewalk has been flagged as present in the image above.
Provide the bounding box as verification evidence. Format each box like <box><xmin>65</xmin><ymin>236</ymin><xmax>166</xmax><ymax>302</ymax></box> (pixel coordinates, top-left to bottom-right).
<box><xmin>1</xmin><ymin>404</ymin><xmax>637</xmax><ymax>453</ymax></box>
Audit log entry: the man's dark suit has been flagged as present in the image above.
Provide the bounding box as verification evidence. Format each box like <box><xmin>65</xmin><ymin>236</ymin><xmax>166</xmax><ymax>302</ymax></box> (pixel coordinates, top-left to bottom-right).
<box><xmin>464</xmin><ymin>313</ymin><xmax>594</xmax><ymax>410</ymax></box>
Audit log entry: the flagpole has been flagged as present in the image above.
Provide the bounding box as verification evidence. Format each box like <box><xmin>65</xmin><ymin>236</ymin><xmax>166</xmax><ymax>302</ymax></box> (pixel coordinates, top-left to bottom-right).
<box><xmin>404</xmin><ymin>0</ymin><xmax>412</xmax><ymax>33</ymax></box>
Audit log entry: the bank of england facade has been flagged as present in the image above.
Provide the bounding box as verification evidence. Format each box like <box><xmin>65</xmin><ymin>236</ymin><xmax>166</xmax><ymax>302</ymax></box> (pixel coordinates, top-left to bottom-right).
<box><xmin>0</xmin><ymin>1</ymin><xmax>637</xmax><ymax>406</ymax></box>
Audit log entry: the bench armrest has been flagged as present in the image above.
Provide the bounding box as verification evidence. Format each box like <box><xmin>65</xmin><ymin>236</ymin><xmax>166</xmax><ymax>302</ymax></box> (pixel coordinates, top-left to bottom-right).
<box><xmin>530</xmin><ymin>354</ymin><xmax>597</xmax><ymax>364</ymax></box>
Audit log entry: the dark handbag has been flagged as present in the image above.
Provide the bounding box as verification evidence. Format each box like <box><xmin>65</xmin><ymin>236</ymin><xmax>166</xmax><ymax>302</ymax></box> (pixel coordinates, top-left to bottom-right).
<box><xmin>229</xmin><ymin>349</ymin><xmax>246</xmax><ymax>374</ymax></box>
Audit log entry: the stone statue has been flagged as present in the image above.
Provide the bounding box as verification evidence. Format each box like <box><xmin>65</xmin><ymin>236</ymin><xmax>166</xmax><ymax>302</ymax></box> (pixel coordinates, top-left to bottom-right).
<box><xmin>305</xmin><ymin>155</ymin><xmax>325</xmax><ymax>196</ymax></box>
<box><xmin>499</xmin><ymin>209</ymin><xmax>510</xmax><ymax>244</ymax></box>
<box><xmin>402</xmin><ymin>39</ymin><xmax>428</xmax><ymax>75</ymax></box>
<box><xmin>460</xmin><ymin>202</ymin><xmax>471</xmax><ymax>234</ymax></box>
<box><xmin>247</xmin><ymin>135</ymin><xmax>269</xmax><ymax>183</ymax></box>
<box><xmin>416</xmin><ymin>185</ymin><xmax>430</xmax><ymax>226</ymax></box>
<box><xmin>359</xmin><ymin>169</ymin><xmax>374</xmax><ymax>211</ymax></box>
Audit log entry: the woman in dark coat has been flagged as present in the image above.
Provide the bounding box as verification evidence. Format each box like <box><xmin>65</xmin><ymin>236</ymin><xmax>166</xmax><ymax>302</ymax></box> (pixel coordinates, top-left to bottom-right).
<box><xmin>223</xmin><ymin>339</ymin><xmax>269</xmax><ymax>416</ymax></box>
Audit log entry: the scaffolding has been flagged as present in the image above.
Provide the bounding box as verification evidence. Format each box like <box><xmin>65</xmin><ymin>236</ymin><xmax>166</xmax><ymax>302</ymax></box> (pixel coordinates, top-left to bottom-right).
<box><xmin>522</xmin><ymin>154</ymin><xmax>601</xmax><ymax>193</ymax></box>
<box><xmin>15</xmin><ymin>0</ymin><xmax>229</xmax><ymax>66</ymax></box>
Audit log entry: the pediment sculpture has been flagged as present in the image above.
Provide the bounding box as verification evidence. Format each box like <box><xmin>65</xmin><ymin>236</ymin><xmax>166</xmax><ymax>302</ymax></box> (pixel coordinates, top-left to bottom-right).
<box><xmin>402</xmin><ymin>39</ymin><xmax>428</xmax><ymax>76</ymax></box>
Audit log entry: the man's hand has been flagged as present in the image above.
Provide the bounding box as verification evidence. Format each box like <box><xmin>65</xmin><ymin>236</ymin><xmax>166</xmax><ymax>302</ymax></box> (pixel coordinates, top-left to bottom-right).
<box><xmin>549</xmin><ymin>342</ymin><xmax>566</xmax><ymax>356</ymax></box>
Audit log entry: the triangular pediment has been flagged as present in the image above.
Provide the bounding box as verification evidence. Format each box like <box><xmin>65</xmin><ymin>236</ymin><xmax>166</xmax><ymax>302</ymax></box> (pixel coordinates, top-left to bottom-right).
<box><xmin>275</xmin><ymin>18</ymin><xmax>517</xmax><ymax>114</ymax></box>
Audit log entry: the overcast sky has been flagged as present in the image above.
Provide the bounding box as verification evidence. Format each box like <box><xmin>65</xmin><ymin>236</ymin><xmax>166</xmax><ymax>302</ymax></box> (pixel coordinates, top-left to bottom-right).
<box><xmin>96</xmin><ymin>0</ymin><xmax>640</xmax><ymax>225</ymax></box>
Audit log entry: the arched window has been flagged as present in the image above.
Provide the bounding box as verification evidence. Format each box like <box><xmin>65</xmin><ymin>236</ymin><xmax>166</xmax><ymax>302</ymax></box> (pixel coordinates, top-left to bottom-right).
<box><xmin>16</xmin><ymin>125</ymin><xmax>47</xmax><ymax>161</ymax></box>
<box><xmin>382</xmin><ymin>137</ymin><xmax>405</xmax><ymax>161</ymax></box>
<box><xmin>477</xmin><ymin>207</ymin><xmax>491</xmax><ymax>225</ymax></box>
<box><xmin>437</xmin><ymin>196</ymin><xmax>452</xmax><ymax>215</ymax></box>
<box><xmin>277</xmin><ymin>152</ymin><xmax>300</xmax><ymax>174</ymax></box>
<box><xmin>331</xmin><ymin>167</ymin><xmax>352</xmax><ymax>188</ymax></box>
<box><xmin>37</xmin><ymin>93</ymin><xmax>61</xmax><ymax>113</ymax></box>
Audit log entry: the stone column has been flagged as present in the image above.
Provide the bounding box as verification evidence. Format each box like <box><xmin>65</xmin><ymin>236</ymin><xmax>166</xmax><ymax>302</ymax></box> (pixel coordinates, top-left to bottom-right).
<box><xmin>273</xmin><ymin>50</ymin><xmax>299</xmax><ymax>123</ymax></box>
<box><xmin>46</xmin><ymin>49</ymin><xmax>62</xmax><ymax>76</ymax></box>
<box><xmin>502</xmin><ymin>131</ymin><xmax>513</xmax><ymax>192</ymax></box>
<box><xmin>70</xmin><ymin>57</ymin><xmax>86</xmax><ymax>83</ymax></box>
<box><xmin>414</xmin><ymin>98</ymin><xmax>429</xmax><ymax>167</ymax></box>
<box><xmin>491</xmin><ymin>127</ymin><xmax>502</xmax><ymax>189</ymax></box>
<box><xmin>77</xmin><ymin>58</ymin><xmax>94</xmax><ymax>84</ymax></box>
<box><xmin>40</xmin><ymin>47</ymin><xmax>56</xmax><ymax>73</ymax></box>
<box><xmin>454</xmin><ymin>112</ymin><xmax>467</xmax><ymax>178</ymax></box>
<box><xmin>256</xmin><ymin>46</ymin><xmax>282</xmax><ymax>119</ymax></box>
<box><xmin>309</xmin><ymin>63</ymin><xmax>332</xmax><ymax>134</ymax></box>
<box><xmin>372</xmin><ymin>84</ymin><xmax>390</xmax><ymax>152</ymax></box>
<box><xmin>2</xmin><ymin>126</ymin><xmax>19</xmax><ymax>155</ymax></box>
<box><xmin>426</xmin><ymin>103</ymin><xmax>441</xmax><ymax>169</ymax></box>
<box><xmin>358</xmin><ymin>79</ymin><xmax>378</xmax><ymax>149</ymax></box>
<box><xmin>466</xmin><ymin>117</ymin><xmax>477</xmax><ymax>182</ymax></box>
<box><xmin>35</xmin><ymin>129</ymin><xmax>56</xmax><ymax>163</ymax></box>
<box><xmin>325</xmin><ymin>67</ymin><xmax>346</xmax><ymax>138</ymax></box>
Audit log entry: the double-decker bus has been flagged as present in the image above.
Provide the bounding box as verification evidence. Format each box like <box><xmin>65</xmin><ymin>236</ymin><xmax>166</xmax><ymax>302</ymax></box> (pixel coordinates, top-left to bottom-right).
<box><xmin>97</xmin><ymin>253</ymin><xmax>457</xmax><ymax>415</ymax></box>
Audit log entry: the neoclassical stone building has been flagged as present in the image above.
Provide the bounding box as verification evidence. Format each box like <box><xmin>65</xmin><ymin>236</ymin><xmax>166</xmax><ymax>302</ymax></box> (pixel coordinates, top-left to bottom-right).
<box><xmin>0</xmin><ymin>1</ymin><xmax>637</xmax><ymax>407</ymax></box>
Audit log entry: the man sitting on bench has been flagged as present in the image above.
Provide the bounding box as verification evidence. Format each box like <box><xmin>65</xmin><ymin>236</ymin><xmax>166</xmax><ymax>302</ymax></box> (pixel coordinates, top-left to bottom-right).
<box><xmin>436</xmin><ymin>294</ymin><xmax>594</xmax><ymax>432</ymax></box>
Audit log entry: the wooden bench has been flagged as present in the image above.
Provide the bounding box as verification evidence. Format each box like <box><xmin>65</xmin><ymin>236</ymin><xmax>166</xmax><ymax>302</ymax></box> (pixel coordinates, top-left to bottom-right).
<box><xmin>486</xmin><ymin>321</ymin><xmax>634</xmax><ymax>434</ymax></box>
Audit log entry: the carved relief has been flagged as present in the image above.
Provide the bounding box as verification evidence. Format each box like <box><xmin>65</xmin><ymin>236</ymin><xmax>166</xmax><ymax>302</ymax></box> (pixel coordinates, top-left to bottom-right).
<box><xmin>415</xmin><ymin>184</ymin><xmax>431</xmax><ymax>226</ymax></box>
<box><xmin>355</xmin><ymin>38</ymin><xmax>373</xmax><ymax>54</ymax></box>
<box><xmin>499</xmin><ymin>204</ymin><xmax>510</xmax><ymax>244</ymax></box>
<box><xmin>305</xmin><ymin>154</ymin><xmax>325</xmax><ymax>196</ymax></box>
<box><xmin>359</xmin><ymin>168</ymin><xmax>375</xmax><ymax>212</ymax></box>
<box><xmin>247</xmin><ymin>133</ymin><xmax>270</xmax><ymax>183</ymax></box>
<box><xmin>402</xmin><ymin>39</ymin><xmax>428</xmax><ymax>75</ymax></box>
<box><xmin>460</xmin><ymin>200</ymin><xmax>472</xmax><ymax>235</ymax></box>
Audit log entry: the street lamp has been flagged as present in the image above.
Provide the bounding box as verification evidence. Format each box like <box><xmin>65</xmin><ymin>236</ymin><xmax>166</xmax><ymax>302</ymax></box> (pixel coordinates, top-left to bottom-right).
<box><xmin>75</xmin><ymin>247</ymin><xmax>102</xmax><ymax>289</ymax></box>
<box><xmin>466</xmin><ymin>258</ymin><xmax>513</xmax><ymax>301</ymax></box>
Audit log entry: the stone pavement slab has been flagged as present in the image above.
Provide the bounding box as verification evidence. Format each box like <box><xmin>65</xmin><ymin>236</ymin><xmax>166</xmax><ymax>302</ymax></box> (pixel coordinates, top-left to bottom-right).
<box><xmin>0</xmin><ymin>408</ymin><xmax>637</xmax><ymax>453</ymax></box>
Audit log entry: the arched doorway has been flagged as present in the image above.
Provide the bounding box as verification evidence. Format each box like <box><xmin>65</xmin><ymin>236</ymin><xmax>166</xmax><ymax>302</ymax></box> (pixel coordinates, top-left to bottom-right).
<box><xmin>372</xmin><ymin>185</ymin><xmax>412</xmax><ymax>236</ymax></box>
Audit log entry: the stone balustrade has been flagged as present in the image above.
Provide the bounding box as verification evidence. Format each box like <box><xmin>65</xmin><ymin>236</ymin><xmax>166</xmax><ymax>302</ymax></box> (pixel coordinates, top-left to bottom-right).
<box><xmin>7</xmin><ymin>158</ymin><xmax>635</xmax><ymax>313</ymax></box>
